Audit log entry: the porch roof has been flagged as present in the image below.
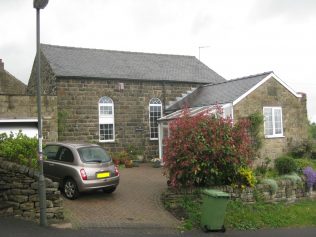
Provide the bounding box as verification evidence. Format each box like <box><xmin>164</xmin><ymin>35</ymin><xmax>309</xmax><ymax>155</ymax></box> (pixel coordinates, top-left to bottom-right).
<box><xmin>159</xmin><ymin>103</ymin><xmax>231</xmax><ymax>122</ymax></box>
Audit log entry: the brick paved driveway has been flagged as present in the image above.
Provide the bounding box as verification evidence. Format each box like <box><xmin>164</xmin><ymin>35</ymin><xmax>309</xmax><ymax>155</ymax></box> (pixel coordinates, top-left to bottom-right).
<box><xmin>63</xmin><ymin>163</ymin><xmax>179</xmax><ymax>230</ymax></box>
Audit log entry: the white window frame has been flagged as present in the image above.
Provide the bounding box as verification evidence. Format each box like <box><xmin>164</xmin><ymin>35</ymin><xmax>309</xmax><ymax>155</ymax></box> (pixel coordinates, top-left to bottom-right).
<box><xmin>263</xmin><ymin>106</ymin><xmax>284</xmax><ymax>138</ymax></box>
<box><xmin>99</xmin><ymin>96</ymin><xmax>115</xmax><ymax>142</ymax></box>
<box><xmin>149</xmin><ymin>98</ymin><xmax>162</xmax><ymax>140</ymax></box>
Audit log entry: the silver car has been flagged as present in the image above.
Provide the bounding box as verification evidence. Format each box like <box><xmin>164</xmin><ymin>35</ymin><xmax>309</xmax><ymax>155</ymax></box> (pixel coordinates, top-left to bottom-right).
<box><xmin>43</xmin><ymin>142</ymin><xmax>120</xmax><ymax>200</ymax></box>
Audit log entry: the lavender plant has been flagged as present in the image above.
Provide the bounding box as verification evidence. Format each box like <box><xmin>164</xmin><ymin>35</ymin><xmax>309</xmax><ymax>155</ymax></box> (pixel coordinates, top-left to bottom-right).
<box><xmin>303</xmin><ymin>167</ymin><xmax>316</xmax><ymax>189</ymax></box>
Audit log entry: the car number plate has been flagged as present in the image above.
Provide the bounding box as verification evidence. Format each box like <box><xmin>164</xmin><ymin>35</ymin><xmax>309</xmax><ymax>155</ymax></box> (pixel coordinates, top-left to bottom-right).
<box><xmin>97</xmin><ymin>172</ymin><xmax>110</xmax><ymax>179</ymax></box>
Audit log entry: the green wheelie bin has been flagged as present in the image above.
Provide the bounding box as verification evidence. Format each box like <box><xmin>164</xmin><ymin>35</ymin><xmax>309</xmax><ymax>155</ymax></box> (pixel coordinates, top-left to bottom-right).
<box><xmin>200</xmin><ymin>189</ymin><xmax>230</xmax><ymax>232</ymax></box>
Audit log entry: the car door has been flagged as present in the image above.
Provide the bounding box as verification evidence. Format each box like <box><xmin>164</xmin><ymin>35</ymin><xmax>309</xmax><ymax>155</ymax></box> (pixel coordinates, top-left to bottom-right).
<box><xmin>43</xmin><ymin>145</ymin><xmax>62</xmax><ymax>181</ymax></box>
<box><xmin>44</xmin><ymin>145</ymin><xmax>76</xmax><ymax>184</ymax></box>
<box><xmin>54</xmin><ymin>146</ymin><xmax>76</xmax><ymax>181</ymax></box>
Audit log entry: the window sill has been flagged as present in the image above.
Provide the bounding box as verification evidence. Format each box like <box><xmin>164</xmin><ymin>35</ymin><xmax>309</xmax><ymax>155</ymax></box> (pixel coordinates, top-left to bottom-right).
<box><xmin>265</xmin><ymin>135</ymin><xmax>285</xmax><ymax>139</ymax></box>
<box><xmin>150</xmin><ymin>138</ymin><xmax>159</xmax><ymax>141</ymax></box>
<box><xmin>99</xmin><ymin>140</ymin><xmax>115</xmax><ymax>143</ymax></box>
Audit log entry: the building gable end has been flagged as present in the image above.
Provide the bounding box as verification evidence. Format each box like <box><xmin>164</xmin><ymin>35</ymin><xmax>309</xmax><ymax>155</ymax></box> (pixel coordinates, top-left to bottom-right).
<box><xmin>232</xmin><ymin>73</ymin><xmax>301</xmax><ymax>106</ymax></box>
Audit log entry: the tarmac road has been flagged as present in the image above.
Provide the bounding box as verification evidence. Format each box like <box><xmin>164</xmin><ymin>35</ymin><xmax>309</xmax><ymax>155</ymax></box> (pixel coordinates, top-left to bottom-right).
<box><xmin>1</xmin><ymin>217</ymin><xmax>316</xmax><ymax>237</ymax></box>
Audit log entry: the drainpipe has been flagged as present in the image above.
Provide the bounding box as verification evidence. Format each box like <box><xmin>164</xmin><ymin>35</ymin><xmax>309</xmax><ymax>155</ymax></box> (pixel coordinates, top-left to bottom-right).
<box><xmin>162</xmin><ymin>81</ymin><xmax>166</xmax><ymax>113</ymax></box>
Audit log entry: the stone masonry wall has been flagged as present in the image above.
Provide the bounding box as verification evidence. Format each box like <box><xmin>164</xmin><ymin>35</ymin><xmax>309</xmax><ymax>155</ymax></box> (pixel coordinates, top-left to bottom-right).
<box><xmin>0</xmin><ymin>70</ymin><xmax>27</xmax><ymax>95</ymax></box>
<box><xmin>26</xmin><ymin>53</ymin><xmax>205</xmax><ymax>158</ymax></box>
<box><xmin>0</xmin><ymin>95</ymin><xmax>58</xmax><ymax>142</ymax></box>
<box><xmin>0</xmin><ymin>158</ymin><xmax>64</xmax><ymax>221</ymax></box>
<box><xmin>56</xmin><ymin>78</ymin><xmax>201</xmax><ymax>159</ymax></box>
<box><xmin>216</xmin><ymin>179</ymin><xmax>311</xmax><ymax>203</ymax></box>
<box><xmin>233</xmin><ymin>78</ymin><xmax>308</xmax><ymax>162</ymax></box>
<box><xmin>163</xmin><ymin>179</ymin><xmax>313</xmax><ymax>209</ymax></box>
<box><xmin>27</xmin><ymin>52</ymin><xmax>57</xmax><ymax>96</ymax></box>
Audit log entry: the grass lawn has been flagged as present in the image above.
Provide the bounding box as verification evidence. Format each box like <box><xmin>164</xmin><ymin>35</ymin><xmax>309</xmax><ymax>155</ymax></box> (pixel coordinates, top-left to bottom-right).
<box><xmin>167</xmin><ymin>196</ymin><xmax>316</xmax><ymax>231</ymax></box>
<box><xmin>225</xmin><ymin>200</ymin><xmax>316</xmax><ymax>230</ymax></box>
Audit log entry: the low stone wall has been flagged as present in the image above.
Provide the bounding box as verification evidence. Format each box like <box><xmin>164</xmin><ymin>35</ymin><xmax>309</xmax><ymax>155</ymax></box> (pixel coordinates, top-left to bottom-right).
<box><xmin>0</xmin><ymin>158</ymin><xmax>64</xmax><ymax>221</ymax></box>
<box><xmin>162</xmin><ymin>179</ymin><xmax>314</xmax><ymax>208</ymax></box>
<box><xmin>216</xmin><ymin>179</ymin><xmax>311</xmax><ymax>203</ymax></box>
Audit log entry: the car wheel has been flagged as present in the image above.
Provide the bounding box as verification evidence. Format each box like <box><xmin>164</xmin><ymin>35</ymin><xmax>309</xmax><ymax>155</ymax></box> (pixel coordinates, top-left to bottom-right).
<box><xmin>102</xmin><ymin>186</ymin><xmax>116</xmax><ymax>194</ymax></box>
<box><xmin>64</xmin><ymin>179</ymin><xmax>79</xmax><ymax>200</ymax></box>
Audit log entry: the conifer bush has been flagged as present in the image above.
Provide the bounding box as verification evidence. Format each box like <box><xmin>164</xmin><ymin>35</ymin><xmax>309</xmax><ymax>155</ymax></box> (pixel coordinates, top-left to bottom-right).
<box><xmin>275</xmin><ymin>156</ymin><xmax>297</xmax><ymax>175</ymax></box>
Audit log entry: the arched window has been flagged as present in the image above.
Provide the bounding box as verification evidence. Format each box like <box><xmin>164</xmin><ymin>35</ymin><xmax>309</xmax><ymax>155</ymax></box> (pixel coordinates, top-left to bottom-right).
<box><xmin>99</xmin><ymin>96</ymin><xmax>115</xmax><ymax>142</ymax></box>
<box><xmin>149</xmin><ymin>98</ymin><xmax>162</xmax><ymax>140</ymax></box>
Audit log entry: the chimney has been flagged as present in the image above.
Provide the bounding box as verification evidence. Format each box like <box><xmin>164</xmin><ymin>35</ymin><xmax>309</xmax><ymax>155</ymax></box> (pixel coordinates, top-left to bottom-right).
<box><xmin>0</xmin><ymin>59</ymin><xmax>4</xmax><ymax>71</ymax></box>
<box><xmin>297</xmin><ymin>92</ymin><xmax>306</xmax><ymax>98</ymax></box>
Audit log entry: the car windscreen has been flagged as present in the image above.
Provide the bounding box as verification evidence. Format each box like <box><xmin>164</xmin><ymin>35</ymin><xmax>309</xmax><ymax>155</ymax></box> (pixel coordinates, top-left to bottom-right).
<box><xmin>78</xmin><ymin>147</ymin><xmax>111</xmax><ymax>163</ymax></box>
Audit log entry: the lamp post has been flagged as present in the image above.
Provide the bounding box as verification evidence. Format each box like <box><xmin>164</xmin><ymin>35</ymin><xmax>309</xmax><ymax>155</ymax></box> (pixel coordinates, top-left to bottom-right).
<box><xmin>34</xmin><ymin>0</ymin><xmax>49</xmax><ymax>227</ymax></box>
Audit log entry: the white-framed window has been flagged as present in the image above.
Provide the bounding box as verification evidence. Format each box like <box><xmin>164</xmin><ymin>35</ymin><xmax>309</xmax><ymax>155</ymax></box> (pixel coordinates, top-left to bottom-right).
<box><xmin>149</xmin><ymin>98</ymin><xmax>162</xmax><ymax>140</ymax></box>
<box><xmin>263</xmin><ymin>107</ymin><xmax>283</xmax><ymax>138</ymax></box>
<box><xmin>99</xmin><ymin>96</ymin><xmax>115</xmax><ymax>142</ymax></box>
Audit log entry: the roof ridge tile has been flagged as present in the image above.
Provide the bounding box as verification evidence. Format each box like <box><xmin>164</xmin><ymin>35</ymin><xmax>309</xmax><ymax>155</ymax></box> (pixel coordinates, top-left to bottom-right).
<box><xmin>41</xmin><ymin>43</ymin><xmax>196</xmax><ymax>59</ymax></box>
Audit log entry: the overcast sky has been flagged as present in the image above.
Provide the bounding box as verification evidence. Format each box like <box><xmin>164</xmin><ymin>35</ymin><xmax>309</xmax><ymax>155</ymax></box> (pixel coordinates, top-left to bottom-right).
<box><xmin>1</xmin><ymin>0</ymin><xmax>315</xmax><ymax>122</ymax></box>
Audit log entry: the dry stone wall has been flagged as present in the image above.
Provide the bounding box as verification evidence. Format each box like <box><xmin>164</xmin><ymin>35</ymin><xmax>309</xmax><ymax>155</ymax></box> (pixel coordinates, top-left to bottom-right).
<box><xmin>0</xmin><ymin>158</ymin><xmax>64</xmax><ymax>221</ymax></box>
<box><xmin>216</xmin><ymin>179</ymin><xmax>311</xmax><ymax>203</ymax></box>
<box><xmin>163</xmin><ymin>179</ymin><xmax>313</xmax><ymax>208</ymax></box>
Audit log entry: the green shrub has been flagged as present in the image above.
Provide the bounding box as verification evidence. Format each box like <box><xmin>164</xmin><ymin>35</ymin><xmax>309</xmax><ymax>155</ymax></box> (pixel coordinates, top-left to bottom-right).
<box><xmin>291</xmin><ymin>140</ymin><xmax>313</xmax><ymax>158</ymax></box>
<box><xmin>58</xmin><ymin>110</ymin><xmax>68</xmax><ymax>135</ymax></box>
<box><xmin>264</xmin><ymin>168</ymin><xmax>279</xmax><ymax>178</ymax></box>
<box><xmin>261</xmin><ymin>178</ymin><xmax>278</xmax><ymax>195</ymax></box>
<box><xmin>275</xmin><ymin>156</ymin><xmax>297</xmax><ymax>175</ymax></box>
<box><xmin>0</xmin><ymin>133</ymin><xmax>7</xmax><ymax>142</ymax></box>
<box><xmin>248</xmin><ymin>112</ymin><xmax>264</xmax><ymax>152</ymax></box>
<box><xmin>126</xmin><ymin>145</ymin><xmax>140</xmax><ymax>160</ymax></box>
<box><xmin>294</xmin><ymin>159</ymin><xmax>314</xmax><ymax>173</ymax></box>
<box><xmin>237</xmin><ymin>167</ymin><xmax>257</xmax><ymax>188</ymax></box>
<box><xmin>309</xmin><ymin>122</ymin><xmax>316</xmax><ymax>140</ymax></box>
<box><xmin>280</xmin><ymin>173</ymin><xmax>302</xmax><ymax>185</ymax></box>
<box><xmin>0</xmin><ymin>131</ymin><xmax>38</xmax><ymax>168</ymax></box>
<box><xmin>311</xmin><ymin>143</ymin><xmax>316</xmax><ymax>160</ymax></box>
<box><xmin>255</xmin><ymin>157</ymin><xmax>271</xmax><ymax>176</ymax></box>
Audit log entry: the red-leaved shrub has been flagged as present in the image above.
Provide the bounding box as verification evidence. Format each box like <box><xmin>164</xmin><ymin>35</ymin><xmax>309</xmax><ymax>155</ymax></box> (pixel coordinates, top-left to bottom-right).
<box><xmin>163</xmin><ymin>106</ymin><xmax>253</xmax><ymax>188</ymax></box>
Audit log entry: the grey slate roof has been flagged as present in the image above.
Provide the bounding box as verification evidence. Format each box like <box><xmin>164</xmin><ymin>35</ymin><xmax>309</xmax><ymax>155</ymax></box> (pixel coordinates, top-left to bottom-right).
<box><xmin>41</xmin><ymin>44</ymin><xmax>225</xmax><ymax>84</ymax></box>
<box><xmin>166</xmin><ymin>71</ymin><xmax>273</xmax><ymax>112</ymax></box>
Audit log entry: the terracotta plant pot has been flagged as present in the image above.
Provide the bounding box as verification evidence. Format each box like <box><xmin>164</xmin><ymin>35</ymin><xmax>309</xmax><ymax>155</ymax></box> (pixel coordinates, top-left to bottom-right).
<box><xmin>125</xmin><ymin>160</ymin><xmax>133</xmax><ymax>168</ymax></box>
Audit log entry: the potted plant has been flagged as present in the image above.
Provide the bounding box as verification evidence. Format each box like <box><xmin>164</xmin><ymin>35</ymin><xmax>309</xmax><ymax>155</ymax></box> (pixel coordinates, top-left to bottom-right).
<box><xmin>127</xmin><ymin>145</ymin><xmax>143</xmax><ymax>167</ymax></box>
<box><xmin>136</xmin><ymin>147</ymin><xmax>145</xmax><ymax>162</ymax></box>
<box><xmin>115</xmin><ymin>151</ymin><xmax>130</xmax><ymax>167</ymax></box>
<box><xmin>110</xmin><ymin>152</ymin><xmax>120</xmax><ymax>166</ymax></box>
<box><xmin>151</xmin><ymin>158</ymin><xmax>161</xmax><ymax>168</ymax></box>
<box><xmin>112</xmin><ymin>157</ymin><xmax>120</xmax><ymax>166</ymax></box>
<box><xmin>124</xmin><ymin>157</ymin><xmax>133</xmax><ymax>168</ymax></box>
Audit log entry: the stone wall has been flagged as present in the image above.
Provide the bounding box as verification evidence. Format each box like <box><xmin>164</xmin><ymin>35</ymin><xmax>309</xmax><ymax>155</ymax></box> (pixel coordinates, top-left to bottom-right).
<box><xmin>0</xmin><ymin>66</ymin><xmax>27</xmax><ymax>95</ymax></box>
<box><xmin>0</xmin><ymin>158</ymin><xmax>64</xmax><ymax>221</ymax></box>
<box><xmin>163</xmin><ymin>180</ymin><xmax>313</xmax><ymax>208</ymax></box>
<box><xmin>0</xmin><ymin>95</ymin><xmax>58</xmax><ymax>142</ymax></box>
<box><xmin>26</xmin><ymin>53</ymin><xmax>205</xmax><ymax>158</ymax></box>
<box><xmin>216</xmin><ymin>179</ymin><xmax>311</xmax><ymax>203</ymax></box>
<box><xmin>233</xmin><ymin>77</ymin><xmax>308</xmax><ymax>161</ymax></box>
<box><xmin>27</xmin><ymin>52</ymin><xmax>57</xmax><ymax>96</ymax></box>
<box><xmin>55</xmin><ymin>78</ymin><xmax>200</xmax><ymax>159</ymax></box>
